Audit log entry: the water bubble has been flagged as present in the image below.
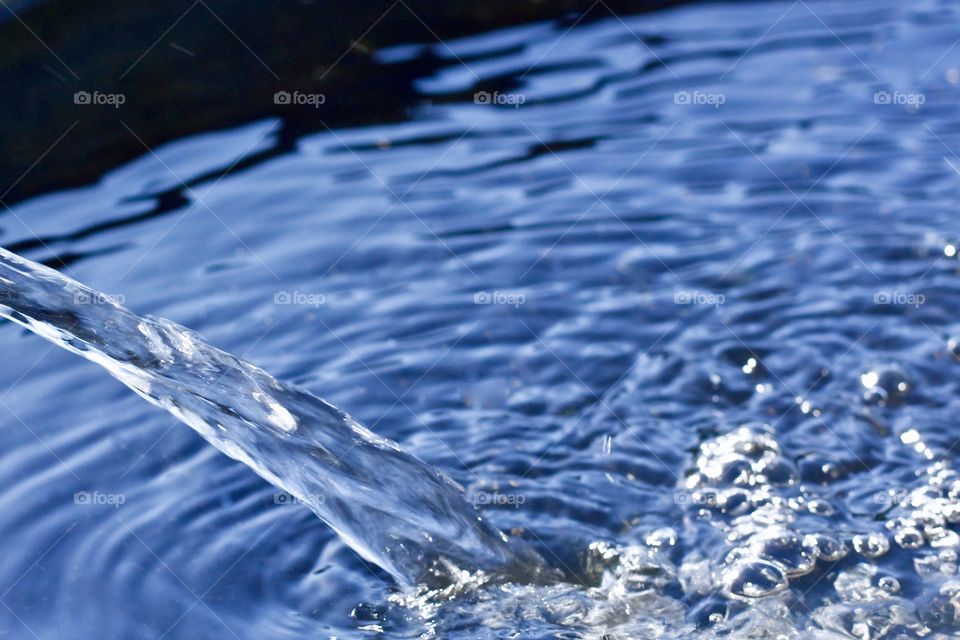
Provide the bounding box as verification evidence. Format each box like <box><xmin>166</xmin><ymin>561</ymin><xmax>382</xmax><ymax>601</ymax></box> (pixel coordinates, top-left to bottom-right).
<box><xmin>853</xmin><ymin>533</ymin><xmax>890</xmax><ymax>558</ymax></box>
<box><xmin>894</xmin><ymin>527</ymin><xmax>925</xmax><ymax>550</ymax></box>
<box><xmin>749</xmin><ymin>529</ymin><xmax>819</xmax><ymax>577</ymax></box>
<box><xmin>716</xmin><ymin>489</ymin><xmax>751</xmax><ymax>516</ymax></box>
<box><xmin>915</xmin><ymin>552</ymin><xmax>958</xmax><ymax>577</ymax></box>
<box><xmin>916</xmin><ymin>508</ymin><xmax>946</xmax><ymax>530</ymax></box>
<box><xmin>645</xmin><ymin>527</ymin><xmax>678</xmax><ymax>548</ymax></box>
<box><xmin>948</xmin><ymin>336</ymin><xmax>960</xmax><ymax>358</ymax></box>
<box><xmin>928</xmin><ymin>527</ymin><xmax>960</xmax><ymax>548</ymax></box>
<box><xmin>833</xmin><ymin>563</ymin><xmax>901</xmax><ymax>605</ymax></box>
<box><xmin>806</xmin><ymin>499</ymin><xmax>835</xmax><ymax>516</ymax></box>
<box><xmin>860</xmin><ymin>366</ymin><xmax>911</xmax><ymax>405</ymax></box>
<box><xmin>699</xmin><ymin>452</ymin><xmax>753</xmax><ymax>486</ymax></box>
<box><xmin>799</xmin><ymin>457</ymin><xmax>846</xmax><ymax>484</ymax></box>
<box><xmin>943</xmin><ymin>503</ymin><xmax>960</xmax><ymax>524</ymax></box>
<box><xmin>878</xmin><ymin>576</ymin><xmax>900</xmax><ymax>594</ymax></box>
<box><xmin>752</xmin><ymin>457</ymin><xmax>798</xmax><ymax>486</ymax></box>
<box><xmin>807</xmin><ymin>533</ymin><xmax>849</xmax><ymax>562</ymax></box>
<box><xmin>728</xmin><ymin>426</ymin><xmax>779</xmax><ymax>459</ymax></box>
<box><xmin>722</xmin><ymin>559</ymin><xmax>789</xmax><ymax>599</ymax></box>
<box><xmin>921</xmin><ymin>588</ymin><xmax>960</xmax><ymax>630</ymax></box>
<box><xmin>948</xmin><ymin>481</ymin><xmax>960</xmax><ymax>500</ymax></box>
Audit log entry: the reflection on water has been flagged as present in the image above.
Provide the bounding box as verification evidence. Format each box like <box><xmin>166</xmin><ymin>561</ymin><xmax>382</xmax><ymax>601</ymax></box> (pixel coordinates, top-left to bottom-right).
<box><xmin>3</xmin><ymin>0</ymin><xmax>960</xmax><ymax>637</ymax></box>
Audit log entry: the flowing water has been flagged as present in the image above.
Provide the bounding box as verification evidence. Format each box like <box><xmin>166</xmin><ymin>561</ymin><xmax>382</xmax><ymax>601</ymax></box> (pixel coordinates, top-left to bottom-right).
<box><xmin>4</xmin><ymin>0</ymin><xmax>960</xmax><ymax>637</ymax></box>
<box><xmin>0</xmin><ymin>247</ymin><xmax>546</xmax><ymax>588</ymax></box>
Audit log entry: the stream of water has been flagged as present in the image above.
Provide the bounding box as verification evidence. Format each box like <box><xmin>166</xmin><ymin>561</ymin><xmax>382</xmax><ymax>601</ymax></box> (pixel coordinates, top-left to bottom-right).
<box><xmin>0</xmin><ymin>247</ymin><xmax>548</xmax><ymax>589</ymax></box>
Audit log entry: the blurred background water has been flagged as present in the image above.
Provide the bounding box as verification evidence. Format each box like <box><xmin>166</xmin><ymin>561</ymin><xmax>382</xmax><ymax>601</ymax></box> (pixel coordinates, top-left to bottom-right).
<box><xmin>3</xmin><ymin>0</ymin><xmax>960</xmax><ymax>637</ymax></box>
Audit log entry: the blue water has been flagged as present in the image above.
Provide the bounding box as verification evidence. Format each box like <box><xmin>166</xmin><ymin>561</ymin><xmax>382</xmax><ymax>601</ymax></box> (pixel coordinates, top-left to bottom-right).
<box><xmin>4</xmin><ymin>0</ymin><xmax>960</xmax><ymax>637</ymax></box>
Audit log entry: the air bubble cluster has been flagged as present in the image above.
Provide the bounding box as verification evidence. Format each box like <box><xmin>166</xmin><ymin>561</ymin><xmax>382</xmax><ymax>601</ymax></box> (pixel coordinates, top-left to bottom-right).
<box><xmin>683</xmin><ymin>426</ymin><xmax>852</xmax><ymax>598</ymax></box>
<box><xmin>681</xmin><ymin>424</ymin><xmax>960</xmax><ymax>607</ymax></box>
<box><xmin>882</xmin><ymin>444</ymin><xmax>960</xmax><ymax>557</ymax></box>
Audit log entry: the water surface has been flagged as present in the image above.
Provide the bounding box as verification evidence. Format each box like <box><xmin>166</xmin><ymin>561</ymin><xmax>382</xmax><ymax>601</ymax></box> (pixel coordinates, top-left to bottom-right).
<box><xmin>3</xmin><ymin>0</ymin><xmax>960</xmax><ymax>637</ymax></box>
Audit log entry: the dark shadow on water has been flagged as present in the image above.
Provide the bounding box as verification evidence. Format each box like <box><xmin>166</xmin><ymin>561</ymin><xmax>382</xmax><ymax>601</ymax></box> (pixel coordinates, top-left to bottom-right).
<box><xmin>0</xmin><ymin>0</ymin><xmax>719</xmax><ymax>205</ymax></box>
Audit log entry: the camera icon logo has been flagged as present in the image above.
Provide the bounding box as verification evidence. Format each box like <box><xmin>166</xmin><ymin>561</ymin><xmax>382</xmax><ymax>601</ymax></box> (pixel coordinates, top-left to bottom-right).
<box><xmin>674</xmin><ymin>91</ymin><xmax>691</xmax><ymax>105</ymax></box>
<box><xmin>474</xmin><ymin>91</ymin><xmax>491</xmax><ymax>105</ymax></box>
<box><xmin>74</xmin><ymin>91</ymin><xmax>91</xmax><ymax>105</ymax></box>
<box><xmin>274</xmin><ymin>91</ymin><xmax>292</xmax><ymax>105</ymax></box>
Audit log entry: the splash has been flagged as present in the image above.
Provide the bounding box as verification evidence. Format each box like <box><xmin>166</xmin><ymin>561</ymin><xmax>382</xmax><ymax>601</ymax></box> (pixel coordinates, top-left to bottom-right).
<box><xmin>0</xmin><ymin>247</ymin><xmax>544</xmax><ymax>586</ymax></box>
<box><xmin>374</xmin><ymin>422</ymin><xmax>960</xmax><ymax>638</ymax></box>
